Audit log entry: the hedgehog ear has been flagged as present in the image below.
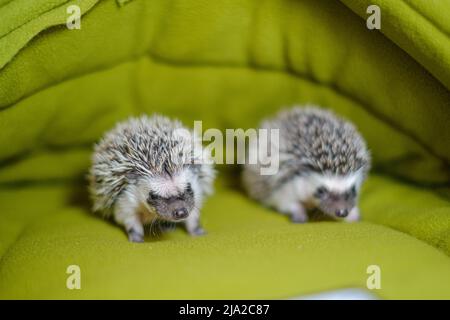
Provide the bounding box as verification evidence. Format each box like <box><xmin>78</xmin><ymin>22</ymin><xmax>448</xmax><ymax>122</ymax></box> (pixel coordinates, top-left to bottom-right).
<box><xmin>147</xmin><ymin>191</ymin><xmax>161</xmax><ymax>204</ymax></box>
<box><xmin>185</xmin><ymin>183</ymin><xmax>193</xmax><ymax>194</ymax></box>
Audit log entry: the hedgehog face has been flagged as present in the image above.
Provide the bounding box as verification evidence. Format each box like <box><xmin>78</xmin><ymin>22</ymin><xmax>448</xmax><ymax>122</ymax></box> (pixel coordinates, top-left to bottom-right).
<box><xmin>146</xmin><ymin>183</ymin><xmax>195</xmax><ymax>221</ymax></box>
<box><xmin>142</xmin><ymin>170</ymin><xmax>196</xmax><ymax>222</ymax></box>
<box><xmin>311</xmin><ymin>172</ymin><xmax>363</xmax><ymax>219</ymax></box>
<box><xmin>313</xmin><ymin>185</ymin><xmax>357</xmax><ymax>218</ymax></box>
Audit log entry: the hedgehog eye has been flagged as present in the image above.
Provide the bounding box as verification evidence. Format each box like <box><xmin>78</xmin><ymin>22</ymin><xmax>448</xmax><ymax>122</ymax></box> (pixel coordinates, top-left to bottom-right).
<box><xmin>315</xmin><ymin>186</ymin><xmax>328</xmax><ymax>198</ymax></box>
<box><xmin>185</xmin><ymin>183</ymin><xmax>193</xmax><ymax>195</ymax></box>
<box><xmin>147</xmin><ymin>192</ymin><xmax>159</xmax><ymax>203</ymax></box>
<box><xmin>349</xmin><ymin>185</ymin><xmax>357</xmax><ymax>197</ymax></box>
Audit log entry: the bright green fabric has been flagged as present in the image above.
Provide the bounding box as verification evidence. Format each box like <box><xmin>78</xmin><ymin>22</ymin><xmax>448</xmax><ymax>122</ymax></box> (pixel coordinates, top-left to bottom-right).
<box><xmin>341</xmin><ymin>0</ymin><xmax>450</xmax><ymax>90</ymax></box>
<box><xmin>0</xmin><ymin>176</ymin><xmax>449</xmax><ymax>299</ymax></box>
<box><xmin>0</xmin><ymin>0</ymin><xmax>99</xmax><ymax>70</ymax></box>
<box><xmin>0</xmin><ymin>0</ymin><xmax>449</xmax><ymax>299</ymax></box>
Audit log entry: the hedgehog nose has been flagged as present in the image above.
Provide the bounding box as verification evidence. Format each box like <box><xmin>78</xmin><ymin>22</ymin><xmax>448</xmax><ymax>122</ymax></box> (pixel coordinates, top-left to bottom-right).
<box><xmin>173</xmin><ymin>208</ymin><xmax>188</xmax><ymax>220</ymax></box>
<box><xmin>335</xmin><ymin>209</ymin><xmax>349</xmax><ymax>218</ymax></box>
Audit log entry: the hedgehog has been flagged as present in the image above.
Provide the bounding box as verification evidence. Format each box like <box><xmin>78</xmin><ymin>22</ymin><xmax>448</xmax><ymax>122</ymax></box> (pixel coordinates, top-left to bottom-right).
<box><xmin>242</xmin><ymin>106</ymin><xmax>370</xmax><ymax>223</ymax></box>
<box><xmin>88</xmin><ymin>115</ymin><xmax>215</xmax><ymax>242</ymax></box>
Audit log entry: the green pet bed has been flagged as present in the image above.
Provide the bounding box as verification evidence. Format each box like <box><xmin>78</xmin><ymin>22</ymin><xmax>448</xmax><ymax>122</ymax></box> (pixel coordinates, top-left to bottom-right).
<box><xmin>0</xmin><ymin>0</ymin><xmax>449</xmax><ymax>299</ymax></box>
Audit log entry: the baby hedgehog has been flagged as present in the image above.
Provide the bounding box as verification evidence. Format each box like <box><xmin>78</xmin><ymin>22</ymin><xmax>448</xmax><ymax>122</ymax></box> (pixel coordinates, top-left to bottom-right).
<box><xmin>89</xmin><ymin>115</ymin><xmax>215</xmax><ymax>242</ymax></box>
<box><xmin>243</xmin><ymin>106</ymin><xmax>370</xmax><ymax>223</ymax></box>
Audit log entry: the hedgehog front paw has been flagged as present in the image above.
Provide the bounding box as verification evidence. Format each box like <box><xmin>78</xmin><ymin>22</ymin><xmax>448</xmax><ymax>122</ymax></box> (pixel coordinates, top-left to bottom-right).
<box><xmin>188</xmin><ymin>226</ymin><xmax>207</xmax><ymax>237</ymax></box>
<box><xmin>285</xmin><ymin>203</ymin><xmax>308</xmax><ymax>223</ymax></box>
<box><xmin>127</xmin><ymin>229</ymin><xmax>145</xmax><ymax>243</ymax></box>
<box><xmin>290</xmin><ymin>212</ymin><xmax>308</xmax><ymax>224</ymax></box>
<box><xmin>185</xmin><ymin>212</ymin><xmax>206</xmax><ymax>236</ymax></box>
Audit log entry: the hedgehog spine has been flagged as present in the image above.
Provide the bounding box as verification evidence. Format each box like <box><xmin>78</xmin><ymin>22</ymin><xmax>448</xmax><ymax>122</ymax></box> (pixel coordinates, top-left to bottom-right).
<box><xmin>89</xmin><ymin>114</ymin><xmax>215</xmax><ymax>242</ymax></box>
<box><xmin>243</xmin><ymin>105</ymin><xmax>370</xmax><ymax>223</ymax></box>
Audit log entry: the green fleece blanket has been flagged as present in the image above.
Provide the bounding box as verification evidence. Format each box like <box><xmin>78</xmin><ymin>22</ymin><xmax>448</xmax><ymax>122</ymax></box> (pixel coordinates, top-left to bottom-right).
<box><xmin>0</xmin><ymin>0</ymin><xmax>449</xmax><ymax>299</ymax></box>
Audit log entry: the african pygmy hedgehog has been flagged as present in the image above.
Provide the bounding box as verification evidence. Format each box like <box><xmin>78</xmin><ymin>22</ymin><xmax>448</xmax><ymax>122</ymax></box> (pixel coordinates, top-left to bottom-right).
<box><xmin>242</xmin><ymin>106</ymin><xmax>370</xmax><ymax>223</ymax></box>
<box><xmin>88</xmin><ymin>115</ymin><xmax>215</xmax><ymax>242</ymax></box>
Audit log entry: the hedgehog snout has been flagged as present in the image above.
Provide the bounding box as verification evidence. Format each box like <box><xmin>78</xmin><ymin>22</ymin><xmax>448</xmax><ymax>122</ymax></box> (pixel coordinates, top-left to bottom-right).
<box><xmin>146</xmin><ymin>184</ymin><xmax>195</xmax><ymax>221</ymax></box>
<box><xmin>335</xmin><ymin>208</ymin><xmax>349</xmax><ymax>218</ymax></box>
<box><xmin>316</xmin><ymin>194</ymin><xmax>355</xmax><ymax>219</ymax></box>
<box><xmin>172</xmin><ymin>207</ymin><xmax>188</xmax><ymax>220</ymax></box>
<box><xmin>156</xmin><ymin>198</ymin><xmax>193</xmax><ymax>221</ymax></box>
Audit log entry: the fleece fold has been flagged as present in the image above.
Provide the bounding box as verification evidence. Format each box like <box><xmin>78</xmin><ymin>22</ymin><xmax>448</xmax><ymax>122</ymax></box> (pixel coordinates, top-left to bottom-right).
<box><xmin>0</xmin><ymin>0</ymin><xmax>449</xmax><ymax>299</ymax></box>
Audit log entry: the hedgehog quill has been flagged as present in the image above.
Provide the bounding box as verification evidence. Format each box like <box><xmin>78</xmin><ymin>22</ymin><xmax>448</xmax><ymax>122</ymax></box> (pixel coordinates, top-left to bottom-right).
<box><xmin>243</xmin><ymin>106</ymin><xmax>370</xmax><ymax>223</ymax></box>
<box><xmin>89</xmin><ymin>115</ymin><xmax>215</xmax><ymax>242</ymax></box>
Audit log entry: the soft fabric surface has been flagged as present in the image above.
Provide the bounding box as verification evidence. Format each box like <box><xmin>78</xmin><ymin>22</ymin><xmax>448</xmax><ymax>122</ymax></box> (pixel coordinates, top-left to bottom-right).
<box><xmin>0</xmin><ymin>0</ymin><xmax>449</xmax><ymax>299</ymax></box>
<box><xmin>341</xmin><ymin>0</ymin><xmax>450</xmax><ymax>90</ymax></box>
<box><xmin>0</xmin><ymin>175</ymin><xmax>449</xmax><ymax>299</ymax></box>
<box><xmin>0</xmin><ymin>0</ymin><xmax>99</xmax><ymax>70</ymax></box>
